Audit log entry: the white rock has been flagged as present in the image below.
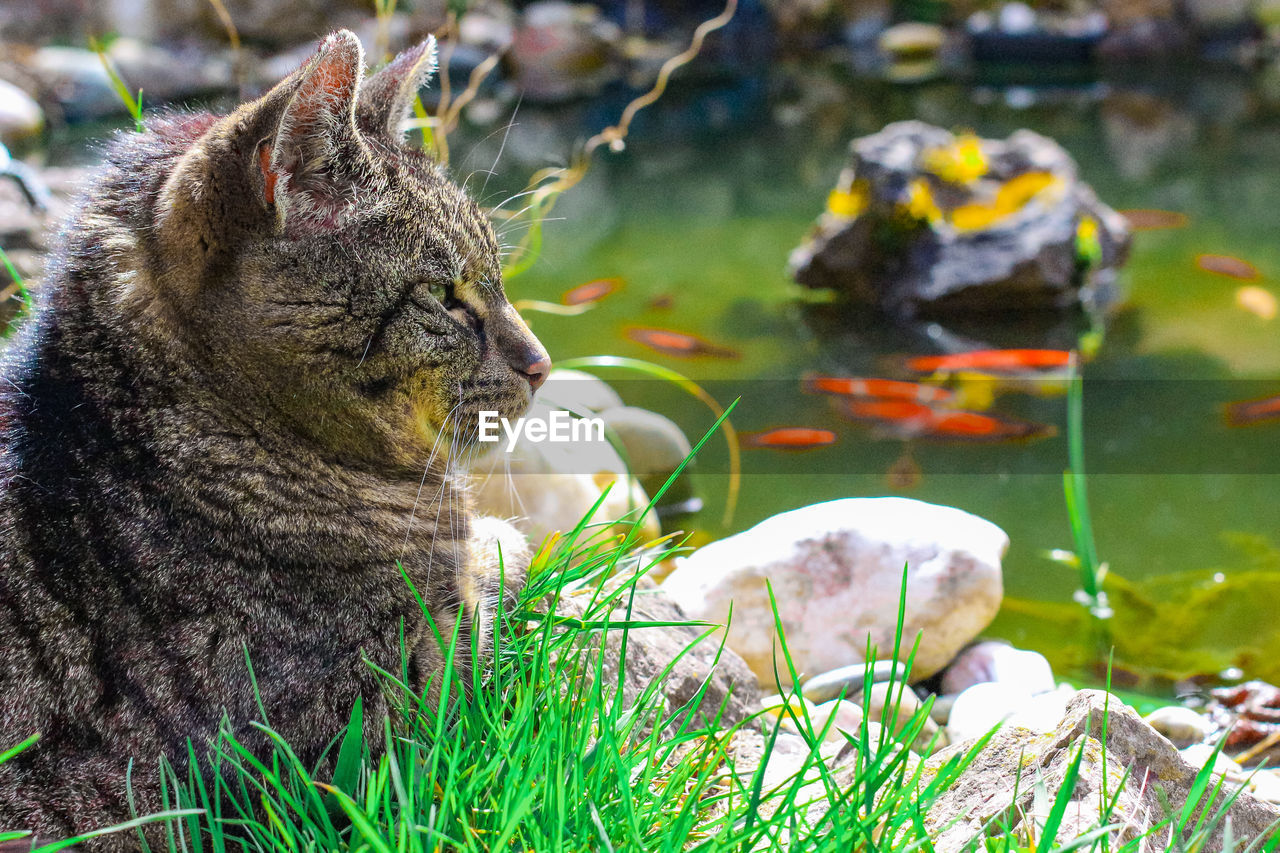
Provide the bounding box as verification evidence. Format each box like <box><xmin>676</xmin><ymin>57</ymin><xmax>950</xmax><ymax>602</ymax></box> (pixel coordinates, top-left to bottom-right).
<box><xmin>946</xmin><ymin>682</ymin><xmax>1033</xmax><ymax>743</ymax></box>
<box><xmin>467</xmin><ymin>400</ymin><xmax>656</xmax><ymax>545</ymax></box>
<box><xmin>538</xmin><ymin>369</ymin><xmax>624</xmax><ymax>414</ymax></box>
<box><xmin>1249</xmin><ymin>769</ymin><xmax>1280</xmax><ymax>804</ymax></box>
<box><xmin>1144</xmin><ymin>706</ymin><xmax>1214</xmax><ymax>749</ymax></box>
<box><xmin>1181</xmin><ymin>744</ymin><xmax>1243</xmax><ymax>779</ymax></box>
<box><xmin>940</xmin><ymin>641</ymin><xmax>1056</xmax><ymax>696</ymax></box>
<box><xmin>662</xmin><ymin>498</ymin><xmax>1006</xmax><ymax>688</ymax></box>
<box><xmin>0</xmin><ymin>81</ymin><xmax>43</xmax><ymax>147</ymax></box>
<box><xmin>813</xmin><ymin>699</ymin><xmax>865</xmax><ymax>743</ymax></box>
<box><xmin>801</xmin><ymin>660</ymin><xmax>904</xmax><ymax>704</ymax></box>
<box><xmin>865</xmin><ymin>681</ymin><xmax>945</xmax><ymax>753</ymax></box>
<box><xmin>1004</xmin><ymin>686</ymin><xmax>1076</xmax><ymax>735</ymax></box>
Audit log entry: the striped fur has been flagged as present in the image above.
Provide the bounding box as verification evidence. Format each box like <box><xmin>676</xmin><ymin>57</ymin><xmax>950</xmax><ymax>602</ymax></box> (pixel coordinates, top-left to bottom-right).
<box><xmin>0</xmin><ymin>31</ymin><xmax>541</xmax><ymax>849</ymax></box>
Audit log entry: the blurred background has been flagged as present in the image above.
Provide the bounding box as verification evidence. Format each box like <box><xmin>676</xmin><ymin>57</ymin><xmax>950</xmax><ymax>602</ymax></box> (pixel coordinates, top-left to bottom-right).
<box><xmin>3</xmin><ymin>0</ymin><xmax>1280</xmax><ymax>696</ymax></box>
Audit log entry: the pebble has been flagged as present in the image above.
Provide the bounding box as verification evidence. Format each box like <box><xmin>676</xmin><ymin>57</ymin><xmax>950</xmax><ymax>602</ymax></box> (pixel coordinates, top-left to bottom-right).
<box><xmin>877</xmin><ymin>23</ymin><xmax>946</xmax><ymax>58</ymax></box>
<box><xmin>940</xmin><ymin>641</ymin><xmax>1056</xmax><ymax>697</ymax></box>
<box><xmin>759</xmin><ymin>693</ymin><xmax>818</xmax><ymax>735</ymax></box>
<box><xmin>801</xmin><ymin>660</ymin><xmax>907</xmax><ymax>704</ymax></box>
<box><xmin>865</xmin><ymin>681</ymin><xmax>944</xmax><ymax>754</ymax></box>
<box><xmin>1144</xmin><ymin>706</ymin><xmax>1215</xmax><ymax>749</ymax></box>
<box><xmin>812</xmin><ymin>699</ymin><xmax>865</xmax><ymax>743</ymax></box>
<box><xmin>105</xmin><ymin>38</ymin><xmax>233</xmax><ymax>105</ymax></box>
<box><xmin>946</xmin><ymin>681</ymin><xmax>1034</xmax><ymax>743</ymax></box>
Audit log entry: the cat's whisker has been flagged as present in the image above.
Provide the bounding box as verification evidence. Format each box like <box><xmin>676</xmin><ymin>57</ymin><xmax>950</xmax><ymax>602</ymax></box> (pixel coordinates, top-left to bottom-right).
<box><xmin>476</xmin><ymin>99</ymin><xmax>523</xmax><ymax>204</ymax></box>
<box><xmin>400</xmin><ymin>401</ymin><xmax>462</xmax><ymax>560</ymax></box>
<box><xmin>496</xmin><ymin>216</ymin><xmax>565</xmax><ymax>240</ymax></box>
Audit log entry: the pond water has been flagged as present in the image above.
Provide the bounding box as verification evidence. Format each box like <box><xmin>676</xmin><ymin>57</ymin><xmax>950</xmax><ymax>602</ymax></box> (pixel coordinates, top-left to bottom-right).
<box><xmin>465</xmin><ymin>61</ymin><xmax>1280</xmax><ymax>692</ymax></box>
<box><xmin>33</xmin><ymin>58</ymin><xmax>1280</xmax><ymax>693</ymax></box>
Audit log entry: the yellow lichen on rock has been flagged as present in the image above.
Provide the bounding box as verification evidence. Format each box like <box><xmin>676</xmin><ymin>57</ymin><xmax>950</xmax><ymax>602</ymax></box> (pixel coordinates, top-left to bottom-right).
<box><xmin>826</xmin><ymin>178</ymin><xmax>869</xmax><ymax>219</ymax></box>
<box><xmin>923</xmin><ymin>132</ymin><xmax>989</xmax><ymax>185</ymax></box>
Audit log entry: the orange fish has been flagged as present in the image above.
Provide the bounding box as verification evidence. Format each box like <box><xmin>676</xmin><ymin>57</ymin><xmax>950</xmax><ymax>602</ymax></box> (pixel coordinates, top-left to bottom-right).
<box><xmin>1120</xmin><ymin>209</ymin><xmax>1188</xmax><ymax>231</ymax></box>
<box><xmin>906</xmin><ymin>349</ymin><xmax>1073</xmax><ymax>374</ymax></box>
<box><xmin>563</xmin><ymin>278</ymin><xmax>621</xmax><ymax>305</ymax></box>
<box><xmin>802</xmin><ymin>375</ymin><xmax>955</xmax><ymax>404</ymax></box>
<box><xmin>840</xmin><ymin>399</ymin><xmax>1054</xmax><ymax>442</ymax></box>
<box><xmin>1225</xmin><ymin>394</ymin><xmax>1280</xmax><ymax>427</ymax></box>
<box><xmin>626</xmin><ymin>326</ymin><xmax>740</xmax><ymax>360</ymax></box>
<box><xmin>1197</xmin><ymin>254</ymin><xmax>1261</xmax><ymax>281</ymax></box>
<box><xmin>742</xmin><ymin>427</ymin><xmax>837</xmax><ymax>449</ymax></box>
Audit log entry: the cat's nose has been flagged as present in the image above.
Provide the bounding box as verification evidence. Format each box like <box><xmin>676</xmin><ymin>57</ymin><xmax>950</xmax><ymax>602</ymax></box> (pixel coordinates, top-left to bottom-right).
<box><xmin>520</xmin><ymin>353</ymin><xmax>552</xmax><ymax>391</ymax></box>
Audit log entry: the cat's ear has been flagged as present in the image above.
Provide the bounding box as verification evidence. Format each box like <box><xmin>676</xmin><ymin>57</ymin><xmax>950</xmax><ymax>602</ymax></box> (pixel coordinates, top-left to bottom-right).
<box><xmin>262</xmin><ymin>30</ymin><xmax>365</xmax><ymax>214</ymax></box>
<box><xmin>357</xmin><ymin>36</ymin><xmax>437</xmax><ymax>142</ymax></box>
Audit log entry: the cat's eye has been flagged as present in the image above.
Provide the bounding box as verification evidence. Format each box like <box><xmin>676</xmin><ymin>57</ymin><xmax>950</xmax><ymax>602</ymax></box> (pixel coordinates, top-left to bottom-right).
<box><xmin>428</xmin><ymin>281</ymin><xmax>451</xmax><ymax>304</ymax></box>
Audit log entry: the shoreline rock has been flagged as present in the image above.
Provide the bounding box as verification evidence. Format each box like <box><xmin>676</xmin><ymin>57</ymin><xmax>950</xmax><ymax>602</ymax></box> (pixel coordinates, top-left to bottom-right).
<box><xmin>662</xmin><ymin>497</ymin><xmax>1007</xmax><ymax>689</ymax></box>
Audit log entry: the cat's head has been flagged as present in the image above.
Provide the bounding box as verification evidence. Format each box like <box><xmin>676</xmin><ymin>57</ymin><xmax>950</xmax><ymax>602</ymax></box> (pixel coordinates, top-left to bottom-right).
<box><xmin>149</xmin><ymin>30</ymin><xmax>549</xmax><ymax>466</ymax></box>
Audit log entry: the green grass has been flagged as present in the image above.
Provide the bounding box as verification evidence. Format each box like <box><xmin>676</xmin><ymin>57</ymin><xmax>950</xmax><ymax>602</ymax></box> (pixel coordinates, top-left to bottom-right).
<box><xmin>1</xmin><ymin>488</ymin><xmax>1277</xmax><ymax>850</ymax></box>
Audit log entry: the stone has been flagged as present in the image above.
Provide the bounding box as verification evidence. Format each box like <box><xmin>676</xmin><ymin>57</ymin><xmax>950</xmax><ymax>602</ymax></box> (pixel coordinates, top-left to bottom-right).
<box><xmin>1144</xmin><ymin>705</ymin><xmax>1215</xmax><ymax>749</ymax></box>
<box><xmin>597</xmin><ymin>406</ymin><xmax>695</xmax><ymax>512</ymax></box>
<box><xmin>508</xmin><ymin>1</ymin><xmax>622</xmax><ymax>103</ymax></box>
<box><xmin>945</xmin><ymin>681</ymin><xmax>1034</xmax><ymax>743</ymax></box>
<box><xmin>800</xmin><ymin>660</ymin><xmax>904</xmax><ymax>704</ymax></box>
<box><xmin>812</xmin><ymin>699</ymin><xmax>865</xmax><ymax>743</ymax></box>
<box><xmin>538</xmin><ymin>369</ymin><xmax>625</xmax><ymax>414</ymax></box>
<box><xmin>727</xmin><ymin>727</ymin><xmax>840</xmax><ymax>805</ymax></box>
<box><xmin>0</xmin><ymin>81</ymin><xmax>43</xmax><ymax>148</ymax></box>
<box><xmin>940</xmin><ymin>640</ymin><xmax>1056</xmax><ymax>696</ymax></box>
<box><xmin>877</xmin><ymin>23</ymin><xmax>946</xmax><ymax>58</ymax></box>
<box><xmin>1181</xmin><ymin>743</ymin><xmax>1244</xmax><ymax>779</ymax></box>
<box><xmin>1003</xmin><ymin>685</ymin><xmax>1075</xmax><ymax>734</ymax></box>
<box><xmin>554</xmin><ymin>576</ymin><xmax>762</xmax><ymax>731</ymax></box>
<box><xmin>27</xmin><ymin>46</ymin><xmax>122</xmax><ymax>123</ymax></box>
<box><xmin>789</xmin><ymin>121</ymin><xmax>1131</xmax><ymax>318</ymax></box>
<box><xmin>661</xmin><ymin>497</ymin><xmax>1006</xmax><ymax>689</ymax></box>
<box><xmin>104</xmin><ymin>38</ymin><xmax>233</xmax><ymax>105</ymax></box>
<box><xmin>924</xmin><ymin>691</ymin><xmax>1280</xmax><ymax>848</ymax></box>
<box><xmin>864</xmin><ymin>681</ymin><xmax>944</xmax><ymax>753</ymax></box>
<box><xmin>467</xmin><ymin>399</ymin><xmax>658</xmax><ymax>545</ymax></box>
<box><xmin>1250</xmin><ymin>770</ymin><xmax>1280</xmax><ymax>805</ymax></box>
<box><xmin>459</xmin><ymin>1</ymin><xmax>518</xmax><ymax>52</ymax></box>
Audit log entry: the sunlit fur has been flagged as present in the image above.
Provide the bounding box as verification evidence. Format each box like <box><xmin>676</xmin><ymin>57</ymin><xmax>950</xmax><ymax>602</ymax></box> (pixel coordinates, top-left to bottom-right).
<box><xmin>0</xmin><ymin>31</ymin><xmax>543</xmax><ymax>849</ymax></box>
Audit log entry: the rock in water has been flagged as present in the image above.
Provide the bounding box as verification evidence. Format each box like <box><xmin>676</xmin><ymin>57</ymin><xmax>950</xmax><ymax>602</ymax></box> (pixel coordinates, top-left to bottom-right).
<box><xmin>925</xmin><ymin>691</ymin><xmax>1280</xmax><ymax>848</ymax></box>
<box><xmin>789</xmin><ymin>121</ymin><xmax>1130</xmax><ymax>318</ymax></box>
<box><xmin>661</xmin><ymin>497</ymin><xmax>1007</xmax><ymax>688</ymax></box>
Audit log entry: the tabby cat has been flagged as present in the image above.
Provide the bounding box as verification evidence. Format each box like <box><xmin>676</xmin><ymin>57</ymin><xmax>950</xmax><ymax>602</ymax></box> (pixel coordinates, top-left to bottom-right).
<box><xmin>0</xmin><ymin>30</ymin><xmax>548</xmax><ymax>849</ymax></box>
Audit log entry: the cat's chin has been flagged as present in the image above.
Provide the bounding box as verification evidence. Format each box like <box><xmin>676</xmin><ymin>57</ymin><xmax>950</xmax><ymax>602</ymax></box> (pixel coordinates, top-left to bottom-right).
<box><xmin>415</xmin><ymin>396</ymin><xmax>534</xmax><ymax>456</ymax></box>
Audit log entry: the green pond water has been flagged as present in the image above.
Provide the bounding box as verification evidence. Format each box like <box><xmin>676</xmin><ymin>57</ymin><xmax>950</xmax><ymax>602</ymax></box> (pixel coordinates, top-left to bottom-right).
<box><xmin>470</xmin><ymin>63</ymin><xmax>1280</xmax><ymax>692</ymax></box>
<box><xmin>36</xmin><ymin>61</ymin><xmax>1280</xmax><ymax>693</ymax></box>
